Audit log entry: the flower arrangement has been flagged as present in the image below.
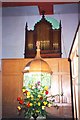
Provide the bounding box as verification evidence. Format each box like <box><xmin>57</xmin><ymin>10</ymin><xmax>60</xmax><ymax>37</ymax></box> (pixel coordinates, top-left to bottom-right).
<box><xmin>17</xmin><ymin>81</ymin><xmax>58</xmax><ymax>119</ymax></box>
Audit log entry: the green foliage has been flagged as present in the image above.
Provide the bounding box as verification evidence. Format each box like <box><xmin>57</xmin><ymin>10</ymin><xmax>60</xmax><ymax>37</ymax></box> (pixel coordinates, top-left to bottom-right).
<box><xmin>17</xmin><ymin>81</ymin><xmax>53</xmax><ymax>119</ymax></box>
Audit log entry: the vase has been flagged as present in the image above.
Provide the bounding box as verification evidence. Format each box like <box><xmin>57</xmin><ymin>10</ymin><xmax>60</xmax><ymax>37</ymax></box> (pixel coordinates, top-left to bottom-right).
<box><xmin>32</xmin><ymin>113</ymin><xmax>38</xmax><ymax>120</ymax></box>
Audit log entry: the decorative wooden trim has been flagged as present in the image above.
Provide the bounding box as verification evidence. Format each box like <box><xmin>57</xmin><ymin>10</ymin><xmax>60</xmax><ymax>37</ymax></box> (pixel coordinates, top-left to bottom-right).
<box><xmin>24</xmin><ymin>14</ymin><xmax>62</xmax><ymax>58</ymax></box>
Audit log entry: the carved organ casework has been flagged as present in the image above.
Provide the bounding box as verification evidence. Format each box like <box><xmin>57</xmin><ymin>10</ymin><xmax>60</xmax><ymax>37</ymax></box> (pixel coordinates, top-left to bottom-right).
<box><xmin>24</xmin><ymin>12</ymin><xmax>61</xmax><ymax>58</ymax></box>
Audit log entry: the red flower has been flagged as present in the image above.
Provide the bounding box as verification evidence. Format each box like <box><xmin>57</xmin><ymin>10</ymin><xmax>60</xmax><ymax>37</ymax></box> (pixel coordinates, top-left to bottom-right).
<box><xmin>45</xmin><ymin>90</ymin><xmax>48</xmax><ymax>95</ymax></box>
<box><xmin>27</xmin><ymin>102</ymin><xmax>30</xmax><ymax>108</ymax></box>
<box><xmin>40</xmin><ymin>97</ymin><xmax>43</xmax><ymax>100</ymax></box>
<box><xmin>17</xmin><ymin>97</ymin><xmax>21</xmax><ymax>101</ymax></box>
<box><xmin>24</xmin><ymin>90</ymin><xmax>28</xmax><ymax>94</ymax></box>
<box><xmin>19</xmin><ymin>100</ymin><xmax>24</xmax><ymax>105</ymax></box>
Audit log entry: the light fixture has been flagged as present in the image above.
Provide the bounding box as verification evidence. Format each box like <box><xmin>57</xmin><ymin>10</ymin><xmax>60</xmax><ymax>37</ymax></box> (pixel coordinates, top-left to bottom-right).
<box><xmin>23</xmin><ymin>41</ymin><xmax>52</xmax><ymax>74</ymax></box>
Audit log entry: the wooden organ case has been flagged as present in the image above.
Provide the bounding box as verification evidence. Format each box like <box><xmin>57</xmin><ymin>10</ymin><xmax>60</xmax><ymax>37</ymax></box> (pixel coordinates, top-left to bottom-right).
<box><xmin>24</xmin><ymin>14</ymin><xmax>62</xmax><ymax>58</ymax></box>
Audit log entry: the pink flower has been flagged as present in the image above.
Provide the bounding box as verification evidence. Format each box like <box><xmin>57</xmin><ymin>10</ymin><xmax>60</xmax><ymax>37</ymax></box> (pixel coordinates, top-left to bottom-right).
<box><xmin>37</xmin><ymin>81</ymin><xmax>40</xmax><ymax>85</ymax></box>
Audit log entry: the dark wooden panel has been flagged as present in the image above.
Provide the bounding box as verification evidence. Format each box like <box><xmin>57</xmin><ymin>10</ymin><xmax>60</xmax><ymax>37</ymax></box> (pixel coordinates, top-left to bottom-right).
<box><xmin>24</xmin><ymin>15</ymin><xmax>61</xmax><ymax>58</ymax></box>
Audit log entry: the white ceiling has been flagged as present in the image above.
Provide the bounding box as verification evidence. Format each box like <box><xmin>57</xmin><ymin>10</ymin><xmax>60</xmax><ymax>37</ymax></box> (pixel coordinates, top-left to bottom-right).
<box><xmin>2</xmin><ymin>3</ymin><xmax>79</xmax><ymax>16</ymax></box>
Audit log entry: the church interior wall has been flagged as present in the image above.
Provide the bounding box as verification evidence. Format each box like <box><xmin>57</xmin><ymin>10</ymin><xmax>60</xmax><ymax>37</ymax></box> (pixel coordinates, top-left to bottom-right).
<box><xmin>2</xmin><ymin>58</ymin><xmax>72</xmax><ymax>118</ymax></box>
